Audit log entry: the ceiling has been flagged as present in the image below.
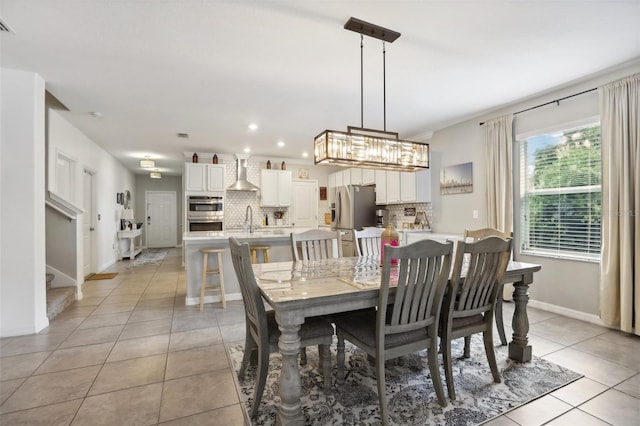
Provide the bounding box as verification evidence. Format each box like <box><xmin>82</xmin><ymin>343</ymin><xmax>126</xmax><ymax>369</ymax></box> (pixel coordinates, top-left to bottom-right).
<box><xmin>2</xmin><ymin>1</ymin><xmax>639</xmax><ymax>176</ymax></box>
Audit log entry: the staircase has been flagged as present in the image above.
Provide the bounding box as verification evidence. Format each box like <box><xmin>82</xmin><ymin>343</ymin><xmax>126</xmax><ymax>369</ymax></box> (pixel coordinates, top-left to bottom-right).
<box><xmin>45</xmin><ymin>273</ymin><xmax>75</xmax><ymax>320</ymax></box>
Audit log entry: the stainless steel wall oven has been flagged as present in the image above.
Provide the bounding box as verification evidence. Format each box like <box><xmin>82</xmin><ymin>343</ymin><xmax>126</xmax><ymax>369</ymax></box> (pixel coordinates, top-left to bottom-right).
<box><xmin>187</xmin><ymin>196</ymin><xmax>223</xmax><ymax>231</ymax></box>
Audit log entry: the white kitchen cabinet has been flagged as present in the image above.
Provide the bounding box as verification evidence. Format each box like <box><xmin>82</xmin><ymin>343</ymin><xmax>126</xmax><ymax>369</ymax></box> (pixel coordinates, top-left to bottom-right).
<box><xmin>260</xmin><ymin>170</ymin><xmax>292</xmax><ymax>207</ymax></box>
<box><xmin>385</xmin><ymin>171</ymin><xmax>401</xmax><ymax>203</ymax></box>
<box><xmin>184</xmin><ymin>163</ymin><xmax>225</xmax><ymax>193</ymax></box>
<box><xmin>375</xmin><ymin>170</ymin><xmax>387</xmax><ymax>204</ymax></box>
<box><xmin>361</xmin><ymin>169</ymin><xmax>375</xmax><ymax>185</ymax></box>
<box><xmin>334</xmin><ymin>170</ymin><xmax>343</xmax><ymax>188</ymax></box>
<box><xmin>401</xmin><ymin>169</ymin><xmax>431</xmax><ymax>203</ymax></box>
<box><xmin>349</xmin><ymin>168</ymin><xmax>362</xmax><ymax>185</ymax></box>
<box><xmin>328</xmin><ymin>172</ymin><xmax>336</xmax><ymax>204</ymax></box>
<box><xmin>341</xmin><ymin>169</ymin><xmax>351</xmax><ymax>186</ymax></box>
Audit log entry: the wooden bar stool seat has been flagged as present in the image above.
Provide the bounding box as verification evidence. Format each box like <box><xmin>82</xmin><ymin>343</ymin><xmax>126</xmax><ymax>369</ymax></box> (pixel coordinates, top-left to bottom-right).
<box><xmin>199</xmin><ymin>248</ymin><xmax>226</xmax><ymax>311</ymax></box>
<box><xmin>250</xmin><ymin>245</ymin><xmax>271</xmax><ymax>264</ymax></box>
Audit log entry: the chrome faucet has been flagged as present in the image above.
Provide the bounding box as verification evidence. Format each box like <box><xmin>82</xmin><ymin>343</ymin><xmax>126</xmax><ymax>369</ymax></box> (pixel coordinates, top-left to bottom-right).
<box><xmin>245</xmin><ymin>205</ymin><xmax>253</xmax><ymax>233</ymax></box>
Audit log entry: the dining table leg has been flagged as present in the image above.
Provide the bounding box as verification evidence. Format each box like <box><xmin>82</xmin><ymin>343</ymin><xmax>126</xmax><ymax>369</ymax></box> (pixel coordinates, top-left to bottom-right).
<box><xmin>508</xmin><ymin>272</ymin><xmax>533</xmax><ymax>362</ymax></box>
<box><xmin>275</xmin><ymin>312</ymin><xmax>305</xmax><ymax>426</ymax></box>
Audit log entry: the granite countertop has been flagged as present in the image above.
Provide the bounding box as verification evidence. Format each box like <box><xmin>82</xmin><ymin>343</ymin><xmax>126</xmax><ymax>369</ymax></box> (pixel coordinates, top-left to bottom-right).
<box><xmin>183</xmin><ymin>226</ymin><xmax>319</xmax><ymax>241</ymax></box>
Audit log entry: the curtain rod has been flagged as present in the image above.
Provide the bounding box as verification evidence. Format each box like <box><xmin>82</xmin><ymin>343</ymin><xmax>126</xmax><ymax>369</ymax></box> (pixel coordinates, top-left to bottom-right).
<box><xmin>479</xmin><ymin>87</ymin><xmax>597</xmax><ymax>126</ymax></box>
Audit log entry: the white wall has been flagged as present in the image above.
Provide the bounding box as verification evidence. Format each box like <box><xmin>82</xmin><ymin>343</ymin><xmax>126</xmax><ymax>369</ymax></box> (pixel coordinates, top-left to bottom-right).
<box><xmin>428</xmin><ymin>59</ymin><xmax>640</xmax><ymax>318</ymax></box>
<box><xmin>48</xmin><ymin>110</ymin><xmax>135</xmax><ymax>273</ymax></box>
<box><xmin>1</xmin><ymin>69</ymin><xmax>48</xmax><ymax>336</ymax></box>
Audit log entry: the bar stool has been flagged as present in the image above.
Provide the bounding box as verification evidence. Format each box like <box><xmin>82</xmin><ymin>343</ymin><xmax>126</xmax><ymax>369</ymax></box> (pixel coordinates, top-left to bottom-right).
<box><xmin>199</xmin><ymin>248</ymin><xmax>226</xmax><ymax>311</ymax></box>
<box><xmin>250</xmin><ymin>245</ymin><xmax>271</xmax><ymax>264</ymax></box>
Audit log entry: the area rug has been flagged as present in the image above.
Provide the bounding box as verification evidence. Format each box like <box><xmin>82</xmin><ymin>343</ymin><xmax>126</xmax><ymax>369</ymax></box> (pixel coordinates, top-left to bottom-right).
<box><xmin>85</xmin><ymin>272</ymin><xmax>119</xmax><ymax>280</ymax></box>
<box><xmin>129</xmin><ymin>249</ymin><xmax>167</xmax><ymax>267</ymax></box>
<box><xmin>228</xmin><ymin>335</ymin><xmax>581</xmax><ymax>425</ymax></box>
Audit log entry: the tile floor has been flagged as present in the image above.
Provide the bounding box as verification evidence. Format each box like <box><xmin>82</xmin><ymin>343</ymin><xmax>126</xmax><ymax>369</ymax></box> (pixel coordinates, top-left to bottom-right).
<box><xmin>1</xmin><ymin>248</ymin><xmax>639</xmax><ymax>425</ymax></box>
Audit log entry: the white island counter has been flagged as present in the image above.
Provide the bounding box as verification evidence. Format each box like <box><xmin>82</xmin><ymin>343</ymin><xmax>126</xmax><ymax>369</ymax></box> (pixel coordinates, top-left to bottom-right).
<box><xmin>182</xmin><ymin>228</ymin><xmax>307</xmax><ymax>306</ymax></box>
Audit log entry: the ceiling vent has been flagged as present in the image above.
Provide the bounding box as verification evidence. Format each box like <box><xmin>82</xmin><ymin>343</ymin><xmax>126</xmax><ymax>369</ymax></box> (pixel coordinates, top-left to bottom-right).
<box><xmin>0</xmin><ymin>17</ymin><xmax>15</xmax><ymax>34</ymax></box>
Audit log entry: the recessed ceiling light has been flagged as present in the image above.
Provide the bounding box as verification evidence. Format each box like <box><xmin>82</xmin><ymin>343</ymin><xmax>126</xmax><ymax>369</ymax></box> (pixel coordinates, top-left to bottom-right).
<box><xmin>277</xmin><ymin>141</ymin><xmax>285</xmax><ymax>147</ymax></box>
<box><xmin>150</xmin><ymin>171</ymin><xmax>162</xmax><ymax>179</ymax></box>
<box><xmin>248</xmin><ymin>123</ymin><xmax>258</xmax><ymax>131</ymax></box>
<box><xmin>302</xmin><ymin>152</ymin><xmax>309</xmax><ymax>158</ymax></box>
<box><xmin>177</xmin><ymin>132</ymin><xmax>189</xmax><ymax>138</ymax></box>
<box><xmin>243</xmin><ymin>147</ymin><xmax>251</xmax><ymax>153</ymax></box>
<box><xmin>140</xmin><ymin>159</ymin><xmax>155</xmax><ymax>168</ymax></box>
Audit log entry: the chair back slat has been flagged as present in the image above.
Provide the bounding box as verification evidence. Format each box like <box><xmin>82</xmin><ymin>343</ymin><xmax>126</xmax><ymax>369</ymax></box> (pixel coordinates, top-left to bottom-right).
<box><xmin>379</xmin><ymin>239</ymin><xmax>452</xmax><ymax>337</ymax></box>
<box><xmin>450</xmin><ymin>237</ymin><xmax>511</xmax><ymax>316</ymax></box>
<box><xmin>229</xmin><ymin>237</ymin><xmax>268</xmax><ymax>343</ymax></box>
<box><xmin>291</xmin><ymin>229</ymin><xmax>342</xmax><ymax>261</ymax></box>
<box><xmin>354</xmin><ymin>227</ymin><xmax>383</xmax><ymax>257</ymax></box>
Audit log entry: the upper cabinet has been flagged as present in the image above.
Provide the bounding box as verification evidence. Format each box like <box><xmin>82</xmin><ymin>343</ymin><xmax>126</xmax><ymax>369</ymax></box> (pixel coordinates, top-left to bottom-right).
<box><xmin>184</xmin><ymin>163</ymin><xmax>225</xmax><ymax>193</ymax></box>
<box><xmin>361</xmin><ymin>169</ymin><xmax>375</xmax><ymax>185</ymax></box>
<box><xmin>260</xmin><ymin>170</ymin><xmax>292</xmax><ymax>207</ymax></box>
<box><xmin>375</xmin><ymin>169</ymin><xmax>431</xmax><ymax>205</ymax></box>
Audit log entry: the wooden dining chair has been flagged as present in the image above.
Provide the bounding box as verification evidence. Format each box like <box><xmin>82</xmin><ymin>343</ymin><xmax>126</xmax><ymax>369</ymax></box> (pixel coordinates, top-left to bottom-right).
<box><xmin>229</xmin><ymin>237</ymin><xmax>334</xmax><ymax>417</ymax></box>
<box><xmin>464</xmin><ymin>227</ymin><xmax>512</xmax><ymax>347</ymax></box>
<box><xmin>335</xmin><ymin>239</ymin><xmax>453</xmax><ymax>424</ymax></box>
<box><xmin>353</xmin><ymin>226</ymin><xmax>383</xmax><ymax>257</ymax></box>
<box><xmin>290</xmin><ymin>228</ymin><xmax>342</xmax><ymax>261</ymax></box>
<box><xmin>439</xmin><ymin>236</ymin><xmax>512</xmax><ymax>400</ymax></box>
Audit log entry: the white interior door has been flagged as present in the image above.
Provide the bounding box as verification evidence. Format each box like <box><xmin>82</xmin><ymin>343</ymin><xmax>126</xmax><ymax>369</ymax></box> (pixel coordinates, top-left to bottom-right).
<box><xmin>146</xmin><ymin>191</ymin><xmax>177</xmax><ymax>248</ymax></box>
<box><xmin>82</xmin><ymin>170</ymin><xmax>94</xmax><ymax>277</ymax></box>
<box><xmin>291</xmin><ymin>180</ymin><xmax>318</xmax><ymax>228</ymax></box>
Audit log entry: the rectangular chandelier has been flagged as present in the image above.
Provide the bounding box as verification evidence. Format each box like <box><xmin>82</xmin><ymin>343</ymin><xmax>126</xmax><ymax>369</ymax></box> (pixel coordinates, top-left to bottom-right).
<box><xmin>314</xmin><ymin>127</ymin><xmax>429</xmax><ymax>171</ymax></box>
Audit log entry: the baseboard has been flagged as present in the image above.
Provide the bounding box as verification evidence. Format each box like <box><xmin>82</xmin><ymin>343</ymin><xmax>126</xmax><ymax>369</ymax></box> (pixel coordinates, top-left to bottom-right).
<box><xmin>528</xmin><ymin>299</ymin><xmax>613</xmax><ymax>328</ymax></box>
<box><xmin>1</xmin><ymin>316</ymin><xmax>49</xmax><ymax>337</ymax></box>
<box><xmin>46</xmin><ymin>265</ymin><xmax>76</xmax><ymax>288</ymax></box>
<box><xmin>185</xmin><ymin>292</ymin><xmax>242</xmax><ymax>306</ymax></box>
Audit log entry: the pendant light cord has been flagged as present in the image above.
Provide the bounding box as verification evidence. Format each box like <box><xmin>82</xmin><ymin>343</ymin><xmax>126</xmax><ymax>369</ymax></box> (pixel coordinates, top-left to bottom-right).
<box><xmin>383</xmin><ymin>41</ymin><xmax>386</xmax><ymax>131</ymax></box>
<box><xmin>360</xmin><ymin>34</ymin><xmax>364</xmax><ymax>128</ymax></box>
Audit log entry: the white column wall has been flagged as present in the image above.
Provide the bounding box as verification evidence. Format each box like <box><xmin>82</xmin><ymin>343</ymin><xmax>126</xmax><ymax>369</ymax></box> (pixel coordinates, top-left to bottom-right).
<box><xmin>1</xmin><ymin>68</ymin><xmax>48</xmax><ymax>336</ymax></box>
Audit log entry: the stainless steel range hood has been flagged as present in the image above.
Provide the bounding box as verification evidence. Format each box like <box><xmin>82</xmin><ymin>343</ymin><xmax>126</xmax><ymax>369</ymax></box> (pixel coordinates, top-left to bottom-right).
<box><xmin>227</xmin><ymin>154</ymin><xmax>259</xmax><ymax>191</ymax></box>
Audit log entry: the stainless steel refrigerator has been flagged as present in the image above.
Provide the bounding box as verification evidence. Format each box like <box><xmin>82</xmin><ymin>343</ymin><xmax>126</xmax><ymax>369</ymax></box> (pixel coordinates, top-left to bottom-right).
<box><xmin>332</xmin><ymin>185</ymin><xmax>377</xmax><ymax>256</ymax></box>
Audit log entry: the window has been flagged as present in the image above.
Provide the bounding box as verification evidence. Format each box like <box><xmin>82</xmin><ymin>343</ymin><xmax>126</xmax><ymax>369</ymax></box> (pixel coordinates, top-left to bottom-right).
<box><xmin>519</xmin><ymin>122</ymin><xmax>601</xmax><ymax>261</ymax></box>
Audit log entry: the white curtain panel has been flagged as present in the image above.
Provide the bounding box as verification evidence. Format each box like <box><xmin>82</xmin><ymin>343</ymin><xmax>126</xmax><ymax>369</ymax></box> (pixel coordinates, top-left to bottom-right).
<box><xmin>484</xmin><ymin>115</ymin><xmax>514</xmax><ymax>232</ymax></box>
<box><xmin>599</xmin><ymin>72</ymin><xmax>640</xmax><ymax>335</ymax></box>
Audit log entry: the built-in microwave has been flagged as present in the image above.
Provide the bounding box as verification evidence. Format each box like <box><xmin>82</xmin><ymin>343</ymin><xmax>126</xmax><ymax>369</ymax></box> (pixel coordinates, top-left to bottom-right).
<box><xmin>187</xmin><ymin>196</ymin><xmax>224</xmax><ymax>231</ymax></box>
<box><xmin>187</xmin><ymin>195</ymin><xmax>223</xmax><ymax>214</ymax></box>
<box><xmin>187</xmin><ymin>218</ymin><xmax>223</xmax><ymax>232</ymax></box>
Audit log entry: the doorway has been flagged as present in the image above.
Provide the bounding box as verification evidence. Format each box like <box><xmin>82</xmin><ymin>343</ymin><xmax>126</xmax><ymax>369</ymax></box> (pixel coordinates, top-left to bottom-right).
<box><xmin>82</xmin><ymin>169</ymin><xmax>95</xmax><ymax>278</ymax></box>
<box><xmin>146</xmin><ymin>191</ymin><xmax>177</xmax><ymax>248</ymax></box>
<box><xmin>291</xmin><ymin>179</ymin><xmax>318</xmax><ymax>228</ymax></box>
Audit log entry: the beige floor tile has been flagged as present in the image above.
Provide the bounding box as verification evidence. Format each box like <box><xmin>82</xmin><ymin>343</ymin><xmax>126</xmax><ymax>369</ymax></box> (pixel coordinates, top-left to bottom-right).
<box><xmin>78</xmin><ymin>312</ymin><xmax>131</xmax><ymax>329</ymax></box>
<box><xmin>0</xmin><ymin>365</ymin><xmax>100</xmax><ymax>414</ymax></box>
<box><xmin>214</xmin><ymin>307</ymin><xmax>245</xmax><ymax>326</ymax></box>
<box><xmin>543</xmin><ymin>347</ymin><xmax>637</xmax><ymax>387</ymax></box>
<box><xmin>89</xmin><ymin>353</ymin><xmax>166</xmax><ymax>395</ymax></box>
<box><xmin>615</xmin><ymin>373</ymin><xmax>640</xmax><ymax>398</ymax></box>
<box><xmin>91</xmin><ymin>301</ymin><xmax>137</xmax><ymax>316</ymax></box>
<box><xmin>72</xmin><ymin>383</ymin><xmax>163</xmax><ymax>426</ymax></box>
<box><xmin>545</xmin><ymin>408</ymin><xmax>611</xmax><ymax>425</ymax></box>
<box><xmin>54</xmin><ymin>305</ymin><xmax>97</xmax><ymax>319</ymax></box>
<box><xmin>128</xmin><ymin>308</ymin><xmax>174</xmax><ymax>323</ymax></box>
<box><xmin>169</xmin><ymin>327</ymin><xmax>223</xmax><ymax>352</ymax></box>
<box><xmin>0</xmin><ymin>351</ymin><xmax>51</xmax><ymax>380</ymax></box>
<box><xmin>482</xmin><ymin>415</ymin><xmax>520</xmax><ymax>426</ymax></box>
<box><xmin>0</xmin><ymin>378</ymin><xmax>25</xmax><ymax>405</ymax></box>
<box><xmin>0</xmin><ymin>399</ymin><xmax>82</xmax><ymax>426</ymax></box>
<box><xmin>0</xmin><ymin>332</ymin><xmax>68</xmax><ymax>357</ymax></box>
<box><xmin>171</xmin><ymin>312</ymin><xmax>218</xmax><ymax>333</ymax></box>
<box><xmin>137</xmin><ymin>297</ymin><xmax>176</xmax><ymax>311</ymax></box>
<box><xmin>35</xmin><ymin>342</ymin><xmax>114</xmax><ymax>375</ymax></box>
<box><xmin>551</xmin><ymin>377</ymin><xmax>608</xmax><ymax>406</ymax></box>
<box><xmin>219</xmin><ymin>322</ymin><xmax>246</xmax><ymax>345</ymax></box>
<box><xmin>165</xmin><ymin>345</ymin><xmax>229</xmax><ymax>380</ymax></box>
<box><xmin>572</xmin><ymin>329</ymin><xmax>640</xmax><ymax>370</ymax></box>
<box><xmin>119</xmin><ymin>318</ymin><xmax>172</xmax><ymax>341</ymax></box>
<box><xmin>101</xmin><ymin>293</ymin><xmax>142</xmax><ymax>305</ymax></box>
<box><xmin>505</xmin><ymin>395</ymin><xmax>572</xmax><ymax>426</ymax></box>
<box><xmin>159</xmin><ymin>404</ymin><xmax>246</xmax><ymax>425</ymax></box>
<box><xmin>109</xmin><ymin>287</ymin><xmax>146</xmax><ymax>296</ymax></box>
<box><xmin>529</xmin><ymin>317</ymin><xmax>608</xmax><ymax>346</ymax></box>
<box><xmin>72</xmin><ymin>296</ymin><xmax>106</xmax><ymax>307</ymax></box>
<box><xmin>580</xmin><ymin>388</ymin><xmax>640</xmax><ymax>425</ymax></box>
<box><xmin>59</xmin><ymin>325</ymin><xmax>123</xmax><ymax>349</ymax></box>
<box><xmin>39</xmin><ymin>317</ymin><xmax>85</xmax><ymax>335</ymax></box>
<box><xmin>140</xmin><ymin>291</ymin><xmax>177</xmax><ymax>300</ymax></box>
<box><xmin>107</xmin><ymin>333</ymin><xmax>170</xmax><ymax>362</ymax></box>
<box><xmin>159</xmin><ymin>370</ymin><xmax>239</xmax><ymax>422</ymax></box>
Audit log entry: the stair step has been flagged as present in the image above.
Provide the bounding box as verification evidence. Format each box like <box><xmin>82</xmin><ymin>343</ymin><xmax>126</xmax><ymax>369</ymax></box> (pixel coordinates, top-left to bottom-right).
<box><xmin>46</xmin><ymin>287</ymin><xmax>75</xmax><ymax>320</ymax></box>
<box><xmin>46</xmin><ymin>273</ymin><xmax>55</xmax><ymax>290</ymax></box>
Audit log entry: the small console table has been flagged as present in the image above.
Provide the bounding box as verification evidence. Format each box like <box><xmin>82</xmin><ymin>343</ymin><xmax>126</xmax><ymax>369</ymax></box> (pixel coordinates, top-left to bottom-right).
<box><xmin>118</xmin><ymin>229</ymin><xmax>142</xmax><ymax>260</ymax></box>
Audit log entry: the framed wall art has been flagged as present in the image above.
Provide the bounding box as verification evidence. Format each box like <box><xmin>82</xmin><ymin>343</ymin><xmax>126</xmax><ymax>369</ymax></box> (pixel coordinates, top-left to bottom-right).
<box><xmin>440</xmin><ymin>162</ymin><xmax>473</xmax><ymax>195</ymax></box>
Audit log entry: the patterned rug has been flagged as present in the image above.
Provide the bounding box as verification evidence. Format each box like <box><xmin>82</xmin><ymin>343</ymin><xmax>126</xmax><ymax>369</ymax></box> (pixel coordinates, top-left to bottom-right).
<box><xmin>228</xmin><ymin>335</ymin><xmax>581</xmax><ymax>425</ymax></box>
<box><xmin>129</xmin><ymin>248</ymin><xmax>167</xmax><ymax>267</ymax></box>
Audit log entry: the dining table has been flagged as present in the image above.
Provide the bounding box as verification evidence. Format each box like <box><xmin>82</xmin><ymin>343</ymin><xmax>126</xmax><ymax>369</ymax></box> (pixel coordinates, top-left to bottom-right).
<box><xmin>253</xmin><ymin>256</ymin><xmax>542</xmax><ymax>426</ymax></box>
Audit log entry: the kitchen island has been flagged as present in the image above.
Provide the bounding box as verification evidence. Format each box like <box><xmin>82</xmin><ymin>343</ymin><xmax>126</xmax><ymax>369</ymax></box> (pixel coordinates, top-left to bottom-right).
<box><xmin>183</xmin><ymin>228</ymin><xmax>302</xmax><ymax>306</ymax></box>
